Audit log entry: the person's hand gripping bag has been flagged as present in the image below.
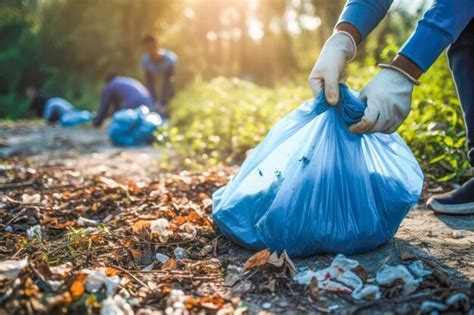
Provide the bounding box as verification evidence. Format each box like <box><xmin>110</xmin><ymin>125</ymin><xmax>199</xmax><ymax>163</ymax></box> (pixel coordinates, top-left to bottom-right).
<box><xmin>212</xmin><ymin>84</ymin><xmax>423</xmax><ymax>257</ymax></box>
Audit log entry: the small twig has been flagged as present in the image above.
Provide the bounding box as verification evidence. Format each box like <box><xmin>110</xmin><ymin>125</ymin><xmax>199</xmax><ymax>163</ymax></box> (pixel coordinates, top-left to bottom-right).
<box><xmin>335</xmin><ymin>292</ymin><xmax>355</xmax><ymax>305</ymax></box>
<box><xmin>110</xmin><ymin>264</ymin><xmax>150</xmax><ymax>289</ymax></box>
<box><xmin>0</xmin><ymin>180</ymin><xmax>35</xmax><ymax>190</ymax></box>
<box><xmin>353</xmin><ymin>290</ymin><xmax>442</xmax><ymax>314</ymax></box>
<box><xmin>3</xmin><ymin>196</ymin><xmax>55</xmax><ymax>210</ymax></box>
<box><xmin>6</xmin><ymin>208</ymin><xmax>26</xmax><ymax>225</ymax></box>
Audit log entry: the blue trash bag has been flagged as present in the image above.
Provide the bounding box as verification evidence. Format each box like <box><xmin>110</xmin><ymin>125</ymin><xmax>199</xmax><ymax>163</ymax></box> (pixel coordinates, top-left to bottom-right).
<box><xmin>108</xmin><ymin>105</ymin><xmax>163</xmax><ymax>146</ymax></box>
<box><xmin>60</xmin><ymin>110</ymin><xmax>93</xmax><ymax>127</ymax></box>
<box><xmin>212</xmin><ymin>84</ymin><xmax>423</xmax><ymax>258</ymax></box>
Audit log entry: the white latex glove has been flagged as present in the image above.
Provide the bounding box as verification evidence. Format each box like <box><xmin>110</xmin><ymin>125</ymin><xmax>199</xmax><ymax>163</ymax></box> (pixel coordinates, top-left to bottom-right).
<box><xmin>349</xmin><ymin>66</ymin><xmax>417</xmax><ymax>134</ymax></box>
<box><xmin>309</xmin><ymin>31</ymin><xmax>356</xmax><ymax>105</ymax></box>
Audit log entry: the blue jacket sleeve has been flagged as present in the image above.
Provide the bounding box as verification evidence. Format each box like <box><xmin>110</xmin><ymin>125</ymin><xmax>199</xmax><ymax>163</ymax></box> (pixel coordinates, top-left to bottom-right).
<box><xmin>399</xmin><ymin>0</ymin><xmax>474</xmax><ymax>72</ymax></box>
<box><xmin>94</xmin><ymin>85</ymin><xmax>113</xmax><ymax>127</ymax></box>
<box><xmin>337</xmin><ymin>0</ymin><xmax>393</xmax><ymax>39</ymax></box>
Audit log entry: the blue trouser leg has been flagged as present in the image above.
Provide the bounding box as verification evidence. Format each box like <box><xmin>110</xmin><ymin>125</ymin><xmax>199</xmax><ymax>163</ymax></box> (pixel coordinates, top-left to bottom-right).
<box><xmin>447</xmin><ymin>20</ymin><xmax>474</xmax><ymax>166</ymax></box>
<box><xmin>160</xmin><ymin>69</ymin><xmax>175</xmax><ymax>107</ymax></box>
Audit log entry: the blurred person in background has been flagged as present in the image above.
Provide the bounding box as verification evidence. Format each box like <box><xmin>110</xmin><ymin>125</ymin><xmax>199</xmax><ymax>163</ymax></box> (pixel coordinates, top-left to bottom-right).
<box><xmin>25</xmin><ymin>84</ymin><xmax>74</xmax><ymax>124</ymax></box>
<box><xmin>93</xmin><ymin>74</ymin><xmax>155</xmax><ymax>127</ymax></box>
<box><xmin>142</xmin><ymin>35</ymin><xmax>178</xmax><ymax>117</ymax></box>
<box><xmin>308</xmin><ymin>0</ymin><xmax>473</xmax><ymax>214</ymax></box>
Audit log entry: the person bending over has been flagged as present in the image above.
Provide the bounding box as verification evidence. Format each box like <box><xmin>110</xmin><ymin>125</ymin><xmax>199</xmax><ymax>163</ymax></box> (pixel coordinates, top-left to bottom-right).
<box><xmin>25</xmin><ymin>84</ymin><xmax>74</xmax><ymax>124</ymax></box>
<box><xmin>93</xmin><ymin>74</ymin><xmax>155</xmax><ymax>127</ymax></box>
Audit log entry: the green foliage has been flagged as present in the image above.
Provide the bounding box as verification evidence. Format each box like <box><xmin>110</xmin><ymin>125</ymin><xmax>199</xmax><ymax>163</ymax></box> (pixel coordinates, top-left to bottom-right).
<box><xmin>156</xmin><ymin>77</ymin><xmax>310</xmax><ymax>169</ymax></box>
<box><xmin>399</xmin><ymin>58</ymin><xmax>469</xmax><ymax>182</ymax></box>
<box><xmin>347</xmin><ymin>50</ymin><xmax>469</xmax><ymax>182</ymax></box>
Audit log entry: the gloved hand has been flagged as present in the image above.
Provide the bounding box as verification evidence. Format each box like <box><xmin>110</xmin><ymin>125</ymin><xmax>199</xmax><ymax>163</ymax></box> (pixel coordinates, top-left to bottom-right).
<box><xmin>309</xmin><ymin>31</ymin><xmax>356</xmax><ymax>105</ymax></box>
<box><xmin>349</xmin><ymin>65</ymin><xmax>419</xmax><ymax>134</ymax></box>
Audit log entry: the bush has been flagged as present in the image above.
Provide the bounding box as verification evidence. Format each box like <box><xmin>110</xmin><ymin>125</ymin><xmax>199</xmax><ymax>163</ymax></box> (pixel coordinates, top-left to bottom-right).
<box><xmin>347</xmin><ymin>55</ymin><xmax>469</xmax><ymax>182</ymax></box>
<box><xmin>156</xmin><ymin>77</ymin><xmax>311</xmax><ymax>169</ymax></box>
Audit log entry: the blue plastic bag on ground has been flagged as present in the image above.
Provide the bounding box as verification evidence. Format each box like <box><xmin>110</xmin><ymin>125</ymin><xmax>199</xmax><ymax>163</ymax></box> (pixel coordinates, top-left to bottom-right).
<box><xmin>212</xmin><ymin>84</ymin><xmax>423</xmax><ymax>257</ymax></box>
<box><xmin>60</xmin><ymin>110</ymin><xmax>93</xmax><ymax>127</ymax></box>
<box><xmin>108</xmin><ymin>106</ymin><xmax>163</xmax><ymax>146</ymax></box>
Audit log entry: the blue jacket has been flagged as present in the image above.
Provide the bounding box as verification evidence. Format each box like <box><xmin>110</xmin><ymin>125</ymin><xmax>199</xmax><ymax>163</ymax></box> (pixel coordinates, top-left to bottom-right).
<box><xmin>338</xmin><ymin>0</ymin><xmax>474</xmax><ymax>72</ymax></box>
<box><xmin>142</xmin><ymin>49</ymin><xmax>178</xmax><ymax>102</ymax></box>
<box><xmin>94</xmin><ymin>76</ymin><xmax>154</xmax><ymax>127</ymax></box>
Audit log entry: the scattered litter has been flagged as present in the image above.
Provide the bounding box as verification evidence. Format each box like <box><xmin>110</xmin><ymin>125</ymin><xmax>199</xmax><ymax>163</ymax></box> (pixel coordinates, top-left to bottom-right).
<box><xmin>47</xmin><ymin>280</ymin><xmax>63</xmax><ymax>291</ymax></box>
<box><xmin>420</xmin><ymin>300</ymin><xmax>447</xmax><ymax>313</ymax></box>
<box><xmin>328</xmin><ymin>305</ymin><xmax>339</xmax><ymax>311</ymax></box>
<box><xmin>101</xmin><ymin>295</ymin><xmax>134</xmax><ymax>315</ymax></box>
<box><xmin>174</xmin><ymin>247</ymin><xmax>187</xmax><ymax>260</ymax></box>
<box><xmin>450</xmin><ymin>230</ymin><xmax>467</xmax><ymax>239</ymax></box>
<box><xmin>22</xmin><ymin>193</ymin><xmax>41</xmax><ymax>204</ymax></box>
<box><xmin>150</xmin><ymin>218</ymin><xmax>172</xmax><ymax>237</ymax></box>
<box><xmin>408</xmin><ymin>261</ymin><xmax>431</xmax><ymax>277</ymax></box>
<box><xmin>85</xmin><ymin>270</ymin><xmax>121</xmax><ymax>296</ymax></box>
<box><xmin>86</xmin><ymin>271</ymin><xmax>108</xmax><ymax>293</ymax></box>
<box><xmin>5</xmin><ymin>225</ymin><xmax>13</xmax><ymax>233</ymax></box>
<box><xmin>351</xmin><ymin>285</ymin><xmax>381</xmax><ymax>300</ymax></box>
<box><xmin>142</xmin><ymin>264</ymin><xmax>154</xmax><ymax>271</ymax></box>
<box><xmin>77</xmin><ymin>216</ymin><xmax>99</xmax><ymax>227</ymax></box>
<box><xmin>179</xmin><ymin>222</ymin><xmax>197</xmax><ymax>239</ymax></box>
<box><xmin>165</xmin><ymin>289</ymin><xmax>186</xmax><ymax>315</ymax></box>
<box><xmin>27</xmin><ymin>225</ymin><xmax>42</xmax><ymax>239</ymax></box>
<box><xmin>446</xmin><ymin>292</ymin><xmax>469</xmax><ymax>312</ymax></box>
<box><xmin>376</xmin><ymin>265</ymin><xmax>420</xmax><ymax>295</ymax></box>
<box><xmin>155</xmin><ymin>253</ymin><xmax>170</xmax><ymax>264</ymax></box>
<box><xmin>0</xmin><ymin>259</ymin><xmax>28</xmax><ymax>280</ymax></box>
<box><xmin>294</xmin><ymin>254</ymin><xmax>362</xmax><ymax>296</ymax></box>
<box><xmin>262</xmin><ymin>302</ymin><xmax>272</xmax><ymax>310</ymax></box>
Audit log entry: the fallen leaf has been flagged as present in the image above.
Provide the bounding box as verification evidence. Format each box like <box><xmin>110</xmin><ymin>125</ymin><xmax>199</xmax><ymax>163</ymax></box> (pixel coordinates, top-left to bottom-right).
<box><xmin>309</xmin><ymin>277</ymin><xmax>320</xmax><ymax>301</ymax></box>
<box><xmin>352</xmin><ymin>265</ymin><xmax>368</xmax><ymax>282</ymax></box>
<box><xmin>244</xmin><ymin>249</ymin><xmax>270</xmax><ymax>270</ymax></box>
<box><xmin>282</xmin><ymin>251</ymin><xmax>297</xmax><ymax>276</ymax></box>
<box><xmin>162</xmin><ymin>258</ymin><xmax>177</xmax><ymax>270</ymax></box>
<box><xmin>198</xmin><ymin>192</ymin><xmax>209</xmax><ymax>201</ymax></box>
<box><xmin>133</xmin><ymin>220</ymin><xmax>151</xmax><ymax>233</ymax></box>
<box><xmin>70</xmin><ymin>272</ymin><xmax>88</xmax><ymax>298</ymax></box>
<box><xmin>267</xmin><ymin>251</ymin><xmax>284</xmax><ymax>268</ymax></box>
<box><xmin>130</xmin><ymin>248</ymin><xmax>142</xmax><ymax>261</ymax></box>
<box><xmin>400</xmin><ymin>251</ymin><xmax>416</xmax><ymax>262</ymax></box>
<box><xmin>104</xmin><ymin>267</ymin><xmax>120</xmax><ymax>276</ymax></box>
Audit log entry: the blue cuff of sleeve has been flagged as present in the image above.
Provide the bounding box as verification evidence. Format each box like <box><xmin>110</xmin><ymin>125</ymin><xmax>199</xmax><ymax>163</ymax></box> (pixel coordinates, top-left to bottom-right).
<box><xmin>399</xmin><ymin>21</ymin><xmax>452</xmax><ymax>72</ymax></box>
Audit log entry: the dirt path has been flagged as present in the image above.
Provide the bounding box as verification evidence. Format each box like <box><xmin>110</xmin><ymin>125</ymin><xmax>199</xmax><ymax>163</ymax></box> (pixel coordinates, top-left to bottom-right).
<box><xmin>1</xmin><ymin>123</ymin><xmax>473</xmax><ymax>314</ymax></box>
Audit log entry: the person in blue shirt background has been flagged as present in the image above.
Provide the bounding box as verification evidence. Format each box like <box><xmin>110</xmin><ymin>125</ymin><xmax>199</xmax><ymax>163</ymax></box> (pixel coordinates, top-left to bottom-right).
<box><xmin>309</xmin><ymin>0</ymin><xmax>473</xmax><ymax>214</ymax></box>
<box><xmin>142</xmin><ymin>35</ymin><xmax>178</xmax><ymax>116</ymax></box>
<box><xmin>25</xmin><ymin>84</ymin><xmax>74</xmax><ymax>124</ymax></box>
<box><xmin>93</xmin><ymin>74</ymin><xmax>155</xmax><ymax>127</ymax></box>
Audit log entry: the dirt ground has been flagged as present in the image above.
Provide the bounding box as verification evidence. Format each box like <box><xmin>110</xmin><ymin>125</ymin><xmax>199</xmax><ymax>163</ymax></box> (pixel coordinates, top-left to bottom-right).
<box><xmin>1</xmin><ymin>122</ymin><xmax>473</xmax><ymax>314</ymax></box>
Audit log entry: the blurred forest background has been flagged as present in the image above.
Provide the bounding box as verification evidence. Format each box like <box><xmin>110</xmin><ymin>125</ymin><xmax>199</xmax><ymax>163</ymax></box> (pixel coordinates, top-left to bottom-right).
<box><xmin>0</xmin><ymin>0</ymin><xmax>470</xmax><ymax>181</ymax></box>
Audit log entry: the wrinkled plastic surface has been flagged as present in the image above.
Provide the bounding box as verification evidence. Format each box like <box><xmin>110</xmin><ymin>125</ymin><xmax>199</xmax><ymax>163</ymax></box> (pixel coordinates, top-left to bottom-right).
<box><xmin>108</xmin><ymin>105</ymin><xmax>163</xmax><ymax>146</ymax></box>
<box><xmin>293</xmin><ymin>254</ymin><xmax>381</xmax><ymax>300</ymax></box>
<box><xmin>60</xmin><ymin>110</ymin><xmax>93</xmax><ymax>127</ymax></box>
<box><xmin>212</xmin><ymin>84</ymin><xmax>423</xmax><ymax>257</ymax></box>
